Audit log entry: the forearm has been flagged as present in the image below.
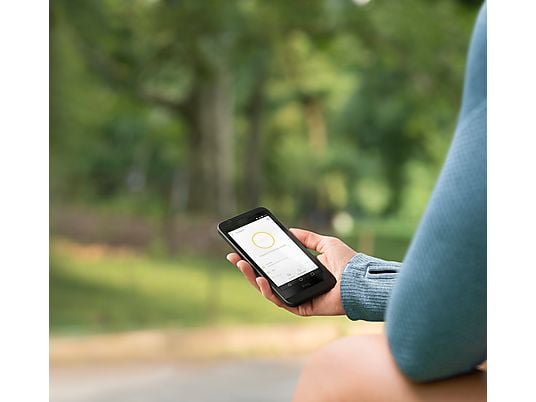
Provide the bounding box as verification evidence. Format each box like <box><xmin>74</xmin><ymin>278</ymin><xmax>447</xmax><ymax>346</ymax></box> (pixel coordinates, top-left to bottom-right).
<box><xmin>341</xmin><ymin>253</ymin><xmax>401</xmax><ymax>321</ymax></box>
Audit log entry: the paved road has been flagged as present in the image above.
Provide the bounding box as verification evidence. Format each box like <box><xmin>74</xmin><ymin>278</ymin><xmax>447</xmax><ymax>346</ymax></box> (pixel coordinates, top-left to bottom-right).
<box><xmin>50</xmin><ymin>358</ymin><xmax>305</xmax><ymax>402</ymax></box>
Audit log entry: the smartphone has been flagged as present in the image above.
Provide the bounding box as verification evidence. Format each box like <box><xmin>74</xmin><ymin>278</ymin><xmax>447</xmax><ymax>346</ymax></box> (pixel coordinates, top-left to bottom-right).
<box><xmin>218</xmin><ymin>207</ymin><xmax>337</xmax><ymax>307</ymax></box>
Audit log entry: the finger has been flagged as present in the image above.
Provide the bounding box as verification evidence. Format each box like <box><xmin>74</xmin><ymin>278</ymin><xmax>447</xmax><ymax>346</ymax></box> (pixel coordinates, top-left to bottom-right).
<box><xmin>226</xmin><ymin>253</ymin><xmax>241</xmax><ymax>265</ymax></box>
<box><xmin>256</xmin><ymin>277</ymin><xmax>286</xmax><ymax>308</ymax></box>
<box><xmin>256</xmin><ymin>277</ymin><xmax>300</xmax><ymax>314</ymax></box>
<box><xmin>317</xmin><ymin>252</ymin><xmax>328</xmax><ymax>266</ymax></box>
<box><xmin>237</xmin><ymin>260</ymin><xmax>260</xmax><ymax>291</ymax></box>
<box><xmin>256</xmin><ymin>277</ymin><xmax>281</xmax><ymax>304</ymax></box>
<box><xmin>289</xmin><ymin>228</ymin><xmax>329</xmax><ymax>253</ymax></box>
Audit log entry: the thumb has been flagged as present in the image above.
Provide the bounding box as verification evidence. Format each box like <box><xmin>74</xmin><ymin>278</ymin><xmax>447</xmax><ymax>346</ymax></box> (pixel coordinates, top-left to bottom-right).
<box><xmin>289</xmin><ymin>228</ymin><xmax>329</xmax><ymax>253</ymax></box>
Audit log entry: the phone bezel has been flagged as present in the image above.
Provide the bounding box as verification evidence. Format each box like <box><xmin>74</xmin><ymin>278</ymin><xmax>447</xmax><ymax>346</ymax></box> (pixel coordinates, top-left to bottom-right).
<box><xmin>217</xmin><ymin>207</ymin><xmax>337</xmax><ymax>307</ymax></box>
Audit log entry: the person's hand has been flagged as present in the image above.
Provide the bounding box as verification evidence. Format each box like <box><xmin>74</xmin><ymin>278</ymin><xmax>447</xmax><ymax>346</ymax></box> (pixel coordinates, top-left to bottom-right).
<box><xmin>226</xmin><ymin>228</ymin><xmax>357</xmax><ymax>317</ymax></box>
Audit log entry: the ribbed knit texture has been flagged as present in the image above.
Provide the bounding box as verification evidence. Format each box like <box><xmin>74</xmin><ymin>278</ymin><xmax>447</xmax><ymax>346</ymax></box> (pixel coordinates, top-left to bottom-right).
<box><xmin>340</xmin><ymin>2</ymin><xmax>487</xmax><ymax>382</ymax></box>
<box><xmin>341</xmin><ymin>254</ymin><xmax>401</xmax><ymax>321</ymax></box>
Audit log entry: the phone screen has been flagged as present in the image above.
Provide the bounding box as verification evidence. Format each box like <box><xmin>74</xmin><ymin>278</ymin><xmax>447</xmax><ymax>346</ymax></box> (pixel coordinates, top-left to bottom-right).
<box><xmin>228</xmin><ymin>215</ymin><xmax>319</xmax><ymax>287</ymax></box>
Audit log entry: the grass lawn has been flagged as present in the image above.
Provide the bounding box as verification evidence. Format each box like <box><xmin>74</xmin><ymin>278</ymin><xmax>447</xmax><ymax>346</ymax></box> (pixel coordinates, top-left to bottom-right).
<box><xmin>50</xmin><ymin>239</ymin><xmax>312</xmax><ymax>334</ymax></box>
<box><xmin>51</xmin><ymin>232</ymin><xmax>410</xmax><ymax>335</ymax></box>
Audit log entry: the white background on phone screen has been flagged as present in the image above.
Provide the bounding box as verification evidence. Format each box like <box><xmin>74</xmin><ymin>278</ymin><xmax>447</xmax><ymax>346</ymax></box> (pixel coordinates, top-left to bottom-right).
<box><xmin>229</xmin><ymin>216</ymin><xmax>318</xmax><ymax>286</ymax></box>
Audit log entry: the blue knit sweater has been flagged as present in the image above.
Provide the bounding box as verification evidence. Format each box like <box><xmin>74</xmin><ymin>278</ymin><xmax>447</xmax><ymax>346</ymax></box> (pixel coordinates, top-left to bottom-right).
<box><xmin>340</xmin><ymin>3</ymin><xmax>487</xmax><ymax>382</ymax></box>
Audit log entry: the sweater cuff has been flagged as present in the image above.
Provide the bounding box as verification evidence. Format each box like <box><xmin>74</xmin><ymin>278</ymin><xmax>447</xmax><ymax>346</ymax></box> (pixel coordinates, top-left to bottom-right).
<box><xmin>341</xmin><ymin>253</ymin><xmax>401</xmax><ymax>322</ymax></box>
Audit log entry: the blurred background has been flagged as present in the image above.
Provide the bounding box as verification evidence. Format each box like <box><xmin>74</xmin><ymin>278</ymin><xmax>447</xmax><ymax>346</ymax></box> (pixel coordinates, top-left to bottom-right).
<box><xmin>50</xmin><ymin>0</ymin><xmax>481</xmax><ymax>400</ymax></box>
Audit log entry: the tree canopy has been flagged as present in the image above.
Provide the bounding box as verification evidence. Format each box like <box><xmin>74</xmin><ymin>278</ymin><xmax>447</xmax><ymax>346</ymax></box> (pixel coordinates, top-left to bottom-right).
<box><xmin>51</xmin><ymin>0</ymin><xmax>480</xmax><ymax>227</ymax></box>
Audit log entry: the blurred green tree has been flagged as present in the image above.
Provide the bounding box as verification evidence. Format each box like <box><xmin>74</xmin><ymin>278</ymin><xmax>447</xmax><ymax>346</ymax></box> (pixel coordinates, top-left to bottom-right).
<box><xmin>50</xmin><ymin>0</ymin><xmax>479</xmax><ymax>226</ymax></box>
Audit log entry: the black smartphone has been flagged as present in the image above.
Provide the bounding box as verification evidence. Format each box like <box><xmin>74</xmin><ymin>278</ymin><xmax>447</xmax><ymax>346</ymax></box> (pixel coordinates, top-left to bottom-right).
<box><xmin>218</xmin><ymin>207</ymin><xmax>337</xmax><ymax>307</ymax></box>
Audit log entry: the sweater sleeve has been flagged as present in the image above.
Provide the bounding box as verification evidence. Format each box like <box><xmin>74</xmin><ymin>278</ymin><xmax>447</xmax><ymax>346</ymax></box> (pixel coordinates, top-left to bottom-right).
<box><xmin>385</xmin><ymin>3</ymin><xmax>487</xmax><ymax>382</ymax></box>
<box><xmin>341</xmin><ymin>253</ymin><xmax>401</xmax><ymax>322</ymax></box>
<box><xmin>340</xmin><ymin>3</ymin><xmax>487</xmax><ymax>383</ymax></box>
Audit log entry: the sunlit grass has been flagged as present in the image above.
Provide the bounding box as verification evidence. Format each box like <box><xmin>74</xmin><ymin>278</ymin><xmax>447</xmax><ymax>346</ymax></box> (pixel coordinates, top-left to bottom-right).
<box><xmin>50</xmin><ymin>239</ymin><xmax>314</xmax><ymax>334</ymax></box>
<box><xmin>51</xmin><ymin>231</ymin><xmax>410</xmax><ymax>335</ymax></box>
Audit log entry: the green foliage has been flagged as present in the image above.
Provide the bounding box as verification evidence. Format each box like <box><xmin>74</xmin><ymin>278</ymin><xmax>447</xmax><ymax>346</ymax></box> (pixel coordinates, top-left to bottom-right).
<box><xmin>51</xmin><ymin>0</ymin><xmax>480</xmax><ymax>223</ymax></box>
<box><xmin>50</xmin><ymin>1</ymin><xmax>482</xmax><ymax>334</ymax></box>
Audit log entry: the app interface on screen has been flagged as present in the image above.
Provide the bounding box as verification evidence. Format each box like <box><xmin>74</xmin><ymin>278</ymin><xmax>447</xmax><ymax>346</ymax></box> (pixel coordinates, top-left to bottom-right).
<box><xmin>228</xmin><ymin>216</ymin><xmax>318</xmax><ymax>286</ymax></box>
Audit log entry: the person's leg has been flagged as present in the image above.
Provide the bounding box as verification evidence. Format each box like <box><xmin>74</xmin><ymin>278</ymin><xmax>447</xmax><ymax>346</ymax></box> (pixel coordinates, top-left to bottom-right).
<box><xmin>293</xmin><ymin>334</ymin><xmax>486</xmax><ymax>402</ymax></box>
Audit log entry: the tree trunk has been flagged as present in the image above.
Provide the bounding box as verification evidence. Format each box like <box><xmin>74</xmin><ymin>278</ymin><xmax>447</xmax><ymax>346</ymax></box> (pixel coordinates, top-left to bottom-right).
<box><xmin>244</xmin><ymin>73</ymin><xmax>266</xmax><ymax>208</ymax></box>
<box><xmin>185</xmin><ymin>67</ymin><xmax>236</xmax><ymax>216</ymax></box>
<box><xmin>302</xmin><ymin>95</ymin><xmax>327</xmax><ymax>153</ymax></box>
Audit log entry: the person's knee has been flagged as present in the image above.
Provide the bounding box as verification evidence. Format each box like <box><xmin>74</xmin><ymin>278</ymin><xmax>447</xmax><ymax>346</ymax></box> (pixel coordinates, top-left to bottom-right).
<box><xmin>293</xmin><ymin>334</ymin><xmax>487</xmax><ymax>402</ymax></box>
<box><xmin>293</xmin><ymin>335</ymin><xmax>380</xmax><ymax>402</ymax></box>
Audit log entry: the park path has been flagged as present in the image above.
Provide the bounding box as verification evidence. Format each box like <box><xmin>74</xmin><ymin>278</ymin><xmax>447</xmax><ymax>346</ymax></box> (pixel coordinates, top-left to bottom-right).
<box><xmin>51</xmin><ymin>322</ymin><xmax>383</xmax><ymax>364</ymax></box>
<box><xmin>50</xmin><ymin>322</ymin><xmax>383</xmax><ymax>401</ymax></box>
<box><xmin>50</xmin><ymin>358</ymin><xmax>304</xmax><ymax>402</ymax></box>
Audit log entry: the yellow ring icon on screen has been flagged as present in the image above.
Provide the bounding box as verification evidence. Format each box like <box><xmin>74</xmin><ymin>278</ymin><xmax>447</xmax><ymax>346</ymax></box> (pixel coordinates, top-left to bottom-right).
<box><xmin>251</xmin><ymin>231</ymin><xmax>275</xmax><ymax>249</ymax></box>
